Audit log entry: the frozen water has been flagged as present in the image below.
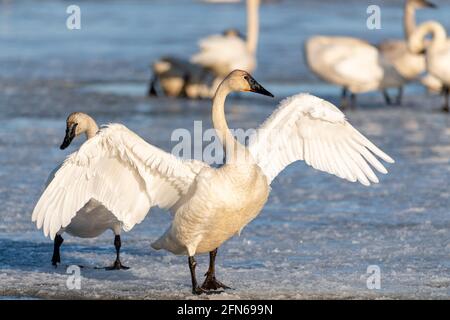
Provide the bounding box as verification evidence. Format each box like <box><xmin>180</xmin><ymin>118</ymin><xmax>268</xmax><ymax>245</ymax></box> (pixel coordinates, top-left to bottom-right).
<box><xmin>0</xmin><ymin>0</ymin><xmax>449</xmax><ymax>299</ymax></box>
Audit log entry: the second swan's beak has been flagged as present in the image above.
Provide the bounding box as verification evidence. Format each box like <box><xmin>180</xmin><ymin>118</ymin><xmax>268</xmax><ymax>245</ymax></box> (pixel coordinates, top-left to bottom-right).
<box><xmin>421</xmin><ymin>0</ymin><xmax>437</xmax><ymax>8</ymax></box>
<box><xmin>246</xmin><ymin>75</ymin><xmax>274</xmax><ymax>98</ymax></box>
<box><xmin>60</xmin><ymin>123</ymin><xmax>77</xmax><ymax>150</ymax></box>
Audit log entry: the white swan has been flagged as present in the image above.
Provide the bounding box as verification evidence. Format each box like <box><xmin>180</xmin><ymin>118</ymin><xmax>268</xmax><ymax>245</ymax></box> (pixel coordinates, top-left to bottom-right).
<box><xmin>32</xmin><ymin>113</ymin><xmax>145</xmax><ymax>269</ymax></box>
<box><xmin>409</xmin><ymin>21</ymin><xmax>450</xmax><ymax>112</ymax></box>
<box><xmin>151</xmin><ymin>70</ymin><xmax>394</xmax><ymax>294</ymax></box>
<box><xmin>304</xmin><ymin>0</ymin><xmax>435</xmax><ymax>108</ymax></box>
<box><xmin>33</xmin><ymin>71</ymin><xmax>393</xmax><ymax>293</ymax></box>
<box><xmin>191</xmin><ymin>0</ymin><xmax>259</xmax><ymax>78</ymax></box>
<box><xmin>149</xmin><ymin>0</ymin><xmax>259</xmax><ymax>99</ymax></box>
<box><xmin>378</xmin><ymin>0</ymin><xmax>436</xmax><ymax>104</ymax></box>
<box><xmin>305</xmin><ymin>36</ymin><xmax>384</xmax><ymax>108</ymax></box>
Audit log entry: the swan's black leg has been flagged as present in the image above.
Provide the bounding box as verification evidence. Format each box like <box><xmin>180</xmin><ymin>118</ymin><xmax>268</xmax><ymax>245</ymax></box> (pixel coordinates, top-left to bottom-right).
<box><xmin>201</xmin><ymin>248</ymin><xmax>230</xmax><ymax>291</ymax></box>
<box><xmin>148</xmin><ymin>74</ymin><xmax>158</xmax><ymax>97</ymax></box>
<box><xmin>106</xmin><ymin>235</ymin><xmax>129</xmax><ymax>270</ymax></box>
<box><xmin>395</xmin><ymin>86</ymin><xmax>403</xmax><ymax>105</ymax></box>
<box><xmin>180</xmin><ymin>72</ymin><xmax>191</xmax><ymax>98</ymax></box>
<box><xmin>383</xmin><ymin>89</ymin><xmax>392</xmax><ymax>106</ymax></box>
<box><xmin>51</xmin><ymin>234</ymin><xmax>64</xmax><ymax>267</ymax></box>
<box><xmin>350</xmin><ymin>93</ymin><xmax>357</xmax><ymax>110</ymax></box>
<box><xmin>340</xmin><ymin>87</ymin><xmax>348</xmax><ymax>109</ymax></box>
<box><xmin>442</xmin><ymin>87</ymin><xmax>449</xmax><ymax>113</ymax></box>
<box><xmin>189</xmin><ymin>256</ymin><xmax>207</xmax><ymax>295</ymax></box>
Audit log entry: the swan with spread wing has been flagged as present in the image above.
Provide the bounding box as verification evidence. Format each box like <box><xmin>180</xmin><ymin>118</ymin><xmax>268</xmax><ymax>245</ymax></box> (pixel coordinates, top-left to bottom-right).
<box><xmin>32</xmin><ymin>70</ymin><xmax>394</xmax><ymax>294</ymax></box>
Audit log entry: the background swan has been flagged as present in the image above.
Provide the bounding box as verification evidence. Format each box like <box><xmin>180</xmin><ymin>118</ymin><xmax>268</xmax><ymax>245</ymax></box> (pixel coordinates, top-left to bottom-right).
<box><xmin>148</xmin><ymin>56</ymin><xmax>218</xmax><ymax>99</ymax></box>
<box><xmin>148</xmin><ymin>0</ymin><xmax>259</xmax><ymax>99</ymax></box>
<box><xmin>305</xmin><ymin>36</ymin><xmax>384</xmax><ymax>109</ymax></box>
<box><xmin>409</xmin><ymin>21</ymin><xmax>450</xmax><ymax>112</ymax></box>
<box><xmin>32</xmin><ymin>113</ymin><xmax>147</xmax><ymax>269</ymax></box>
<box><xmin>378</xmin><ymin>0</ymin><xmax>436</xmax><ymax>104</ymax></box>
<box><xmin>304</xmin><ymin>0</ymin><xmax>435</xmax><ymax>108</ymax></box>
<box><xmin>191</xmin><ymin>0</ymin><xmax>260</xmax><ymax>78</ymax></box>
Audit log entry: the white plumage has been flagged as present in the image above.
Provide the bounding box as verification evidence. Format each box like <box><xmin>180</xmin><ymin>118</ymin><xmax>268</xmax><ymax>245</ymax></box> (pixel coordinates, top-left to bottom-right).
<box><xmin>305</xmin><ymin>36</ymin><xmax>384</xmax><ymax>94</ymax></box>
<box><xmin>191</xmin><ymin>0</ymin><xmax>259</xmax><ymax>78</ymax></box>
<box><xmin>409</xmin><ymin>21</ymin><xmax>450</xmax><ymax>111</ymax></box>
<box><xmin>191</xmin><ymin>34</ymin><xmax>255</xmax><ymax>77</ymax></box>
<box><xmin>248</xmin><ymin>94</ymin><xmax>394</xmax><ymax>185</ymax></box>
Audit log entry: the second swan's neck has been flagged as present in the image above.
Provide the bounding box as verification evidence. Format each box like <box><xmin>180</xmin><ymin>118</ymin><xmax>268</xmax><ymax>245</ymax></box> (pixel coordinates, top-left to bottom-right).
<box><xmin>415</xmin><ymin>21</ymin><xmax>447</xmax><ymax>52</ymax></box>
<box><xmin>246</xmin><ymin>0</ymin><xmax>260</xmax><ymax>55</ymax></box>
<box><xmin>212</xmin><ymin>85</ymin><xmax>248</xmax><ymax>164</ymax></box>
<box><xmin>85</xmin><ymin>116</ymin><xmax>99</xmax><ymax>140</ymax></box>
<box><xmin>404</xmin><ymin>3</ymin><xmax>416</xmax><ymax>41</ymax></box>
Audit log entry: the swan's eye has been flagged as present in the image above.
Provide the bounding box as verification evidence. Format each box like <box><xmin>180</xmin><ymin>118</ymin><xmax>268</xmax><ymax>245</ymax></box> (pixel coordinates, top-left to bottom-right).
<box><xmin>244</xmin><ymin>75</ymin><xmax>249</xmax><ymax>81</ymax></box>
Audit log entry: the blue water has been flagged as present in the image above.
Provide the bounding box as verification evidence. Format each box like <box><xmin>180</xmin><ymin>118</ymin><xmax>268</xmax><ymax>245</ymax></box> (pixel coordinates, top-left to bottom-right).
<box><xmin>0</xmin><ymin>0</ymin><xmax>449</xmax><ymax>299</ymax></box>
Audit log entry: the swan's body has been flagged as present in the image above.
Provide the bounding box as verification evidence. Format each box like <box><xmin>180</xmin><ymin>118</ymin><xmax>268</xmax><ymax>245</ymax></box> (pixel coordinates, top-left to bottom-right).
<box><xmin>305</xmin><ymin>36</ymin><xmax>383</xmax><ymax>94</ymax></box>
<box><xmin>191</xmin><ymin>0</ymin><xmax>259</xmax><ymax>78</ymax></box>
<box><xmin>149</xmin><ymin>57</ymin><xmax>217</xmax><ymax>99</ymax></box>
<box><xmin>34</xmin><ymin>71</ymin><xmax>393</xmax><ymax>293</ymax></box>
<box><xmin>409</xmin><ymin>21</ymin><xmax>450</xmax><ymax>111</ymax></box>
<box><xmin>153</xmin><ymin>163</ymin><xmax>269</xmax><ymax>255</ymax></box>
<box><xmin>304</xmin><ymin>0</ymin><xmax>435</xmax><ymax>107</ymax></box>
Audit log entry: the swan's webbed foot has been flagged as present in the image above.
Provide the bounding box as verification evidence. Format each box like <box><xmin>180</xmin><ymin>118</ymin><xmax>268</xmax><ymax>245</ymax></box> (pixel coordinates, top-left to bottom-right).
<box><xmin>105</xmin><ymin>259</ymin><xmax>129</xmax><ymax>270</ymax></box>
<box><xmin>51</xmin><ymin>234</ymin><xmax>64</xmax><ymax>267</ymax></box>
<box><xmin>192</xmin><ymin>286</ymin><xmax>209</xmax><ymax>295</ymax></box>
<box><xmin>201</xmin><ymin>273</ymin><xmax>231</xmax><ymax>291</ymax></box>
<box><xmin>201</xmin><ymin>248</ymin><xmax>230</xmax><ymax>291</ymax></box>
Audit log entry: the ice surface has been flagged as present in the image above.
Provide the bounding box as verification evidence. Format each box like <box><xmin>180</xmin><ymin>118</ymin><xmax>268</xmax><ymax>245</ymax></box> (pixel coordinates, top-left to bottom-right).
<box><xmin>0</xmin><ymin>0</ymin><xmax>449</xmax><ymax>299</ymax></box>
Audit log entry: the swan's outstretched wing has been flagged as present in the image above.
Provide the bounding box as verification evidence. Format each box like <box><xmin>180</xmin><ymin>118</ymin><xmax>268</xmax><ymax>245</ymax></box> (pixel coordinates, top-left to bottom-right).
<box><xmin>248</xmin><ymin>94</ymin><xmax>394</xmax><ymax>185</ymax></box>
<box><xmin>32</xmin><ymin>124</ymin><xmax>207</xmax><ymax>239</ymax></box>
<box><xmin>191</xmin><ymin>34</ymin><xmax>252</xmax><ymax>72</ymax></box>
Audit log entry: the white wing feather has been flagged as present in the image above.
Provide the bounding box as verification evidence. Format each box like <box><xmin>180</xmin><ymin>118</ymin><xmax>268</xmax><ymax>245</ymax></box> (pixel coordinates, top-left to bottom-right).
<box><xmin>248</xmin><ymin>94</ymin><xmax>394</xmax><ymax>185</ymax></box>
<box><xmin>31</xmin><ymin>124</ymin><xmax>206</xmax><ymax>239</ymax></box>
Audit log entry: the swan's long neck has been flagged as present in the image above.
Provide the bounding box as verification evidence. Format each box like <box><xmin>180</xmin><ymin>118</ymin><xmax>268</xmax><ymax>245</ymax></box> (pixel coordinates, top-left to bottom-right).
<box><xmin>404</xmin><ymin>2</ymin><xmax>416</xmax><ymax>41</ymax></box>
<box><xmin>212</xmin><ymin>83</ymin><xmax>248</xmax><ymax>164</ymax></box>
<box><xmin>246</xmin><ymin>0</ymin><xmax>260</xmax><ymax>55</ymax></box>
<box><xmin>414</xmin><ymin>21</ymin><xmax>447</xmax><ymax>52</ymax></box>
<box><xmin>84</xmin><ymin>116</ymin><xmax>99</xmax><ymax>140</ymax></box>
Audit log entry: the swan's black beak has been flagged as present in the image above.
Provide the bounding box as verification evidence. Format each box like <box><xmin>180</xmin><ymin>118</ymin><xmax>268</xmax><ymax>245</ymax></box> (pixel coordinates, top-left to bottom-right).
<box><xmin>246</xmin><ymin>75</ymin><xmax>274</xmax><ymax>98</ymax></box>
<box><xmin>422</xmin><ymin>0</ymin><xmax>437</xmax><ymax>8</ymax></box>
<box><xmin>60</xmin><ymin>123</ymin><xmax>77</xmax><ymax>150</ymax></box>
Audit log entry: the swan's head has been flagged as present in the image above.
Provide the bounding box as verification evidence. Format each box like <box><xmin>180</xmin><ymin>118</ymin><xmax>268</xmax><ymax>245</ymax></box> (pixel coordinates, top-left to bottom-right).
<box><xmin>223</xmin><ymin>28</ymin><xmax>244</xmax><ymax>39</ymax></box>
<box><xmin>408</xmin><ymin>0</ymin><xmax>436</xmax><ymax>9</ymax></box>
<box><xmin>60</xmin><ymin>112</ymin><xmax>93</xmax><ymax>150</ymax></box>
<box><xmin>225</xmin><ymin>70</ymin><xmax>274</xmax><ymax>97</ymax></box>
